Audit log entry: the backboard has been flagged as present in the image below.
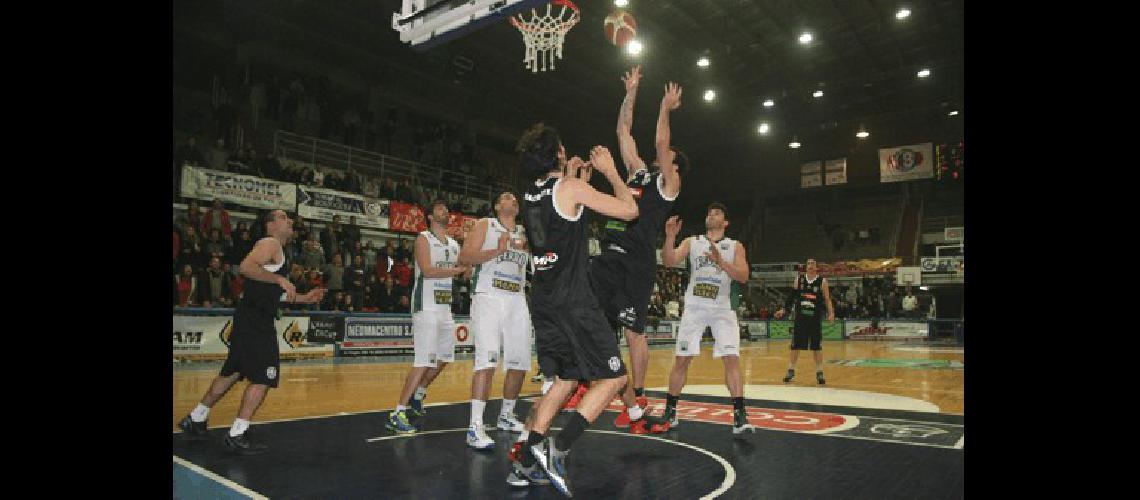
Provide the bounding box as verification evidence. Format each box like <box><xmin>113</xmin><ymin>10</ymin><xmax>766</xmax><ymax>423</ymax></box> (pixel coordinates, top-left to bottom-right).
<box><xmin>392</xmin><ymin>0</ymin><xmax>549</xmax><ymax>50</ymax></box>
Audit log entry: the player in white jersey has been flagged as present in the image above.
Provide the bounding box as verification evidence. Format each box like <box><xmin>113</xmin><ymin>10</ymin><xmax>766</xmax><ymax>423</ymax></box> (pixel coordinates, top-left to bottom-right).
<box><xmin>387</xmin><ymin>199</ymin><xmax>470</xmax><ymax>434</ymax></box>
<box><xmin>459</xmin><ymin>191</ymin><xmax>533</xmax><ymax>450</ymax></box>
<box><xmin>660</xmin><ymin>202</ymin><xmax>756</xmax><ymax>434</ymax></box>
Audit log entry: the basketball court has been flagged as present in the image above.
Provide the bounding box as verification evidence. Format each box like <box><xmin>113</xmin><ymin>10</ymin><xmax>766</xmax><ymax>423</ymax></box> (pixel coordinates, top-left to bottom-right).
<box><xmin>174</xmin><ymin>339</ymin><xmax>963</xmax><ymax>498</ymax></box>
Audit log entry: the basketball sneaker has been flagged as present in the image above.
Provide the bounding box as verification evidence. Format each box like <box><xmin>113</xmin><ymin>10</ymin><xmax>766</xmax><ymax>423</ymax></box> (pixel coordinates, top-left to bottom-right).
<box><xmin>466</xmin><ymin>423</ymin><xmax>495</xmax><ymax>450</ymax></box>
<box><xmin>816</xmin><ymin>371</ymin><xmax>826</xmax><ymax>385</ymax></box>
<box><xmin>531</xmin><ymin>373</ymin><xmax>545</xmax><ymax>383</ymax></box>
<box><xmin>531</xmin><ymin>438</ymin><xmax>572</xmax><ymax>497</ymax></box>
<box><xmin>178</xmin><ymin>415</ymin><xmax>209</xmax><ymax>440</ymax></box>
<box><xmin>614</xmin><ymin>408</ymin><xmax>632</xmax><ymax>428</ymax></box>
<box><xmin>632</xmin><ymin>414</ymin><xmax>671</xmax><ymax>434</ymax></box>
<box><xmin>661</xmin><ymin>406</ymin><xmax>679</xmax><ymax>428</ymax></box>
<box><xmin>508</xmin><ymin>441</ymin><xmax>524</xmax><ymax>462</ymax></box>
<box><xmin>507</xmin><ymin>460</ymin><xmax>551</xmax><ymax>487</ymax></box>
<box><xmin>732</xmin><ymin>408</ymin><xmax>756</xmax><ymax>435</ymax></box>
<box><xmin>561</xmin><ymin>382</ymin><xmax>589</xmax><ymax>412</ymax></box>
<box><xmin>386</xmin><ymin>410</ymin><xmax>417</xmax><ymax>435</ymax></box>
<box><xmin>408</xmin><ymin>397</ymin><xmax>426</xmax><ymax>417</ymax></box>
<box><xmin>496</xmin><ymin>414</ymin><xmax>526</xmax><ymax>433</ymax></box>
<box><xmin>224</xmin><ymin>430</ymin><xmax>269</xmax><ymax>455</ymax></box>
<box><xmin>783</xmin><ymin>369</ymin><xmax>795</xmax><ymax>383</ymax></box>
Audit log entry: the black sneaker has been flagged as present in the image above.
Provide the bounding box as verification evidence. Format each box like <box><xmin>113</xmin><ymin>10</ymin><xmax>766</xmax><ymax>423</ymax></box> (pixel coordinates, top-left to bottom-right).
<box><xmin>661</xmin><ymin>406</ymin><xmax>679</xmax><ymax>428</ymax></box>
<box><xmin>816</xmin><ymin>371</ymin><xmax>826</xmax><ymax>385</ymax></box>
<box><xmin>783</xmin><ymin>369</ymin><xmax>795</xmax><ymax>383</ymax></box>
<box><xmin>732</xmin><ymin>408</ymin><xmax>756</xmax><ymax>435</ymax></box>
<box><xmin>178</xmin><ymin>415</ymin><xmax>209</xmax><ymax>440</ymax></box>
<box><xmin>224</xmin><ymin>430</ymin><xmax>269</xmax><ymax>455</ymax></box>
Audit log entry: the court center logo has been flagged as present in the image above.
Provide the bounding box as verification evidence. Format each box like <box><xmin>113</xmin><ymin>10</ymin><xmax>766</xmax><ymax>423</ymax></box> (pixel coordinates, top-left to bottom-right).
<box><xmin>608</xmin><ymin>356</ymin><xmax>621</xmax><ymax>372</ymax></box>
<box><xmin>870</xmin><ymin>424</ymin><xmax>947</xmax><ymax>439</ymax></box>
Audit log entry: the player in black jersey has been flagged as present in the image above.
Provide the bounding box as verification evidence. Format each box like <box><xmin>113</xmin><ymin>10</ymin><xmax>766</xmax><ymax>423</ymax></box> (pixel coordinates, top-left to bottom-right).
<box><xmin>775</xmin><ymin>258</ymin><xmax>835</xmax><ymax>385</ymax></box>
<box><xmin>590</xmin><ymin>67</ymin><xmax>683</xmax><ymax>433</ymax></box>
<box><xmin>177</xmin><ymin>210</ymin><xmax>327</xmax><ymax>454</ymax></box>
<box><xmin>505</xmin><ymin>123</ymin><xmax>638</xmax><ymax>497</ymax></box>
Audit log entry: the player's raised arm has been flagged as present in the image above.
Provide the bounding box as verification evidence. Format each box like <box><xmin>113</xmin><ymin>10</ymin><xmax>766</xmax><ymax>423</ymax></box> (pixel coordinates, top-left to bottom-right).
<box><xmin>616</xmin><ymin>65</ymin><xmax>646</xmax><ymax>175</ymax></box>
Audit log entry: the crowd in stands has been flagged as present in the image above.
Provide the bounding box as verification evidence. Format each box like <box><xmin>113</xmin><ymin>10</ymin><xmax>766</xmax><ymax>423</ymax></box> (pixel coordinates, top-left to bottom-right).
<box><xmin>174</xmin><ymin>197</ymin><xmax>934</xmax><ymax>322</ymax></box>
<box><xmin>174</xmin><ymin>201</ymin><xmax>422</xmax><ymax>313</ymax></box>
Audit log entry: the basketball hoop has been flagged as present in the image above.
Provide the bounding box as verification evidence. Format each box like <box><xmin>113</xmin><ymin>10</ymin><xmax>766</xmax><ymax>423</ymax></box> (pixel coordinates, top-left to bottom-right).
<box><xmin>510</xmin><ymin>0</ymin><xmax>580</xmax><ymax>73</ymax></box>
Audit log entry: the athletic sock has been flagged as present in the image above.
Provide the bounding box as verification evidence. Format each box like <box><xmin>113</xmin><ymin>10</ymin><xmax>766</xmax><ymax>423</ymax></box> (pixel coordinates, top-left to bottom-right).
<box><xmin>666</xmin><ymin>393</ymin><xmax>679</xmax><ymax>409</ymax></box>
<box><xmin>732</xmin><ymin>397</ymin><xmax>745</xmax><ymax>412</ymax></box>
<box><xmin>395</xmin><ymin>404</ymin><xmax>407</xmax><ymax>412</ymax></box>
<box><xmin>190</xmin><ymin>404</ymin><xmax>210</xmax><ymax>423</ymax></box>
<box><xmin>555</xmin><ymin>412</ymin><xmax>589</xmax><ymax>452</ymax></box>
<box><xmin>470</xmin><ymin>400</ymin><xmax>486</xmax><ymax>427</ymax></box>
<box><xmin>634</xmin><ymin>387</ymin><xmax>645</xmax><ymax>397</ymax></box>
<box><xmin>628</xmin><ymin>405</ymin><xmax>644</xmax><ymax>421</ymax></box>
<box><xmin>229</xmin><ymin>418</ymin><xmax>250</xmax><ymax>437</ymax></box>
<box><xmin>500</xmin><ymin>399</ymin><xmax>517</xmax><ymax>419</ymax></box>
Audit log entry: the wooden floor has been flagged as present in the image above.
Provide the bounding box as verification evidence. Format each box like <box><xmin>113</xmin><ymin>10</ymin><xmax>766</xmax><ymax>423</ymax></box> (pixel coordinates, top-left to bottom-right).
<box><xmin>172</xmin><ymin>340</ymin><xmax>963</xmax><ymax>429</ymax></box>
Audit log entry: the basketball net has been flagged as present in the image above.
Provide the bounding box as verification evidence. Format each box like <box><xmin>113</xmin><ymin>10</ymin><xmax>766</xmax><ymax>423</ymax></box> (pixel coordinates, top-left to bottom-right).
<box><xmin>510</xmin><ymin>0</ymin><xmax>579</xmax><ymax>73</ymax></box>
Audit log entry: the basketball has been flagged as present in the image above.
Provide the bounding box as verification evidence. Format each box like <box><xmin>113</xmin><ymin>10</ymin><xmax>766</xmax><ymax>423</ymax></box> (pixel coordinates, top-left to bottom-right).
<box><xmin>603</xmin><ymin>10</ymin><xmax>637</xmax><ymax>47</ymax></box>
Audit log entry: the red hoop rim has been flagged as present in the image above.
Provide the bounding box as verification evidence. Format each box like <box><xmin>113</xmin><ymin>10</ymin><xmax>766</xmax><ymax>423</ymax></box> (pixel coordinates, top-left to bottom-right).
<box><xmin>509</xmin><ymin>0</ymin><xmax>580</xmax><ymax>31</ymax></box>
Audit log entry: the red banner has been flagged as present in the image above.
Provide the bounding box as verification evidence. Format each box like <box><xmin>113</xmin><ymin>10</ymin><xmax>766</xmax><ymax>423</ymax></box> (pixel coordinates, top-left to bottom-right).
<box><xmin>389</xmin><ymin>202</ymin><xmax>427</xmax><ymax>233</ymax></box>
<box><xmin>389</xmin><ymin>202</ymin><xmax>478</xmax><ymax>240</ymax></box>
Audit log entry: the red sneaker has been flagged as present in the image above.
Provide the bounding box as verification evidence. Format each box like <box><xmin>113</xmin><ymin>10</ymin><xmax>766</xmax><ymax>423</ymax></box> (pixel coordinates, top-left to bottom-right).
<box><xmin>631</xmin><ymin>414</ymin><xmax>670</xmax><ymax>434</ymax></box>
<box><xmin>614</xmin><ymin>408</ymin><xmax>632</xmax><ymax>428</ymax></box>
<box><xmin>508</xmin><ymin>441</ymin><xmax>523</xmax><ymax>462</ymax></box>
<box><xmin>561</xmin><ymin>382</ymin><xmax>590</xmax><ymax>412</ymax></box>
<box><xmin>636</xmin><ymin>396</ymin><xmax>648</xmax><ymax>410</ymax></box>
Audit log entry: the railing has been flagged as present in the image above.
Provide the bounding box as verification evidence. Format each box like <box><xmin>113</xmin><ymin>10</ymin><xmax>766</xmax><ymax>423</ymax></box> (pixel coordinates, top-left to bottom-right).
<box><xmin>273</xmin><ymin>129</ymin><xmax>512</xmax><ymax>203</ymax></box>
<box><xmin>921</xmin><ymin>215</ymin><xmax>964</xmax><ymax>234</ymax></box>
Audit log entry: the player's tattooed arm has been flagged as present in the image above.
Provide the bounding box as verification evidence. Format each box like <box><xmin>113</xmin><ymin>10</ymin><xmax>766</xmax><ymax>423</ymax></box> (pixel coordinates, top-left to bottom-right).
<box><xmin>616</xmin><ymin>65</ymin><xmax>646</xmax><ymax>176</ymax></box>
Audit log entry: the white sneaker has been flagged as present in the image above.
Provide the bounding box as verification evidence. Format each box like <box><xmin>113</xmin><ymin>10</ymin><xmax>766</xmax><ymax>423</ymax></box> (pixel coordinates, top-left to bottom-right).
<box><xmin>496</xmin><ymin>414</ymin><xmax>526</xmax><ymax>432</ymax></box>
<box><xmin>466</xmin><ymin>423</ymin><xmax>495</xmax><ymax>450</ymax></box>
